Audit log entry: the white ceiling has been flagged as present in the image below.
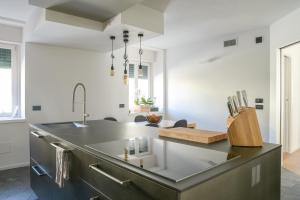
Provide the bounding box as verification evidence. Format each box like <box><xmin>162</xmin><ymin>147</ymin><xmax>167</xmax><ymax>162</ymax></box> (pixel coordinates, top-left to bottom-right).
<box><xmin>144</xmin><ymin>0</ymin><xmax>300</xmax><ymax>49</ymax></box>
<box><xmin>1</xmin><ymin>0</ymin><xmax>300</xmax><ymax>49</ymax></box>
<box><xmin>0</xmin><ymin>0</ymin><xmax>34</xmax><ymax>23</ymax></box>
<box><xmin>30</xmin><ymin>0</ymin><xmax>143</xmax><ymax>21</ymax></box>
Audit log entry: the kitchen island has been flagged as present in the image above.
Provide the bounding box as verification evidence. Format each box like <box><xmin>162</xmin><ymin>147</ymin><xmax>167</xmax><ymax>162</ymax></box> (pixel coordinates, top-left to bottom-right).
<box><xmin>29</xmin><ymin>120</ymin><xmax>281</xmax><ymax>200</ymax></box>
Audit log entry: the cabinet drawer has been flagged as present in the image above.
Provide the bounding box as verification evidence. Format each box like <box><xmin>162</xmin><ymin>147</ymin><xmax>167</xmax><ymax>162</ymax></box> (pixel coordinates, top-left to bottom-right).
<box><xmin>30</xmin><ymin>159</ymin><xmax>54</xmax><ymax>200</ymax></box>
<box><xmin>53</xmin><ymin>177</ymin><xmax>107</xmax><ymax>200</ymax></box>
<box><xmin>72</xmin><ymin>149</ymin><xmax>178</xmax><ymax>200</ymax></box>
<box><xmin>30</xmin><ymin>129</ymin><xmax>57</xmax><ymax>178</ymax></box>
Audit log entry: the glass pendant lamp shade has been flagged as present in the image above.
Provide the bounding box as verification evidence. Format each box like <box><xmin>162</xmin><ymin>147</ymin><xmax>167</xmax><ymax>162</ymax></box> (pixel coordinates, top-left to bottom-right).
<box><xmin>123</xmin><ymin>69</ymin><xmax>128</xmax><ymax>84</ymax></box>
<box><xmin>108</xmin><ymin>31</ymin><xmax>145</xmax><ymax>83</ymax></box>
<box><xmin>138</xmin><ymin>64</ymin><xmax>143</xmax><ymax>77</ymax></box>
<box><xmin>110</xmin><ymin>65</ymin><xmax>115</xmax><ymax>76</ymax></box>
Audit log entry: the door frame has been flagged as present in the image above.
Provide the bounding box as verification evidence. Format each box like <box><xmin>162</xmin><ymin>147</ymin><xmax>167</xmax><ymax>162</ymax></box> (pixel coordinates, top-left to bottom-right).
<box><xmin>279</xmin><ymin>41</ymin><xmax>300</xmax><ymax>151</ymax></box>
<box><xmin>281</xmin><ymin>55</ymin><xmax>291</xmax><ymax>153</ymax></box>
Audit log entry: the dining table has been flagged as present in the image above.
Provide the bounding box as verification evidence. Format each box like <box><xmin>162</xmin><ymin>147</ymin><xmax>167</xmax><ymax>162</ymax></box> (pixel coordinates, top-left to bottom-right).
<box><xmin>127</xmin><ymin>120</ymin><xmax>197</xmax><ymax>129</ymax></box>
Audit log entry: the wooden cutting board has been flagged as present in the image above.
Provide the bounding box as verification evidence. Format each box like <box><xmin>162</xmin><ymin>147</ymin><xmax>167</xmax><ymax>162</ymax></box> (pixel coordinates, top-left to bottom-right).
<box><xmin>159</xmin><ymin>128</ymin><xmax>227</xmax><ymax>144</ymax></box>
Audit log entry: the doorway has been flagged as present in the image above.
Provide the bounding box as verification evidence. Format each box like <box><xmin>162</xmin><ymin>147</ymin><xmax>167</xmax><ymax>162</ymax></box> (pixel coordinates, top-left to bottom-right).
<box><xmin>281</xmin><ymin>42</ymin><xmax>300</xmax><ymax>175</ymax></box>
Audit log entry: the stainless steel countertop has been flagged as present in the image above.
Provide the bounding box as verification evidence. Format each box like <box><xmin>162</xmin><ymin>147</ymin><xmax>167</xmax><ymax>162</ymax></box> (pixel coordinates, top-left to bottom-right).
<box><xmin>30</xmin><ymin>120</ymin><xmax>281</xmax><ymax>192</ymax></box>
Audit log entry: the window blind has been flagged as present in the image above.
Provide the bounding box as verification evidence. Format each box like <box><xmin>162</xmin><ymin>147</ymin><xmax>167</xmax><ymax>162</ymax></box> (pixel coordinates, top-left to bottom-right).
<box><xmin>0</xmin><ymin>48</ymin><xmax>11</xmax><ymax>69</ymax></box>
<box><xmin>129</xmin><ymin>64</ymin><xmax>135</xmax><ymax>78</ymax></box>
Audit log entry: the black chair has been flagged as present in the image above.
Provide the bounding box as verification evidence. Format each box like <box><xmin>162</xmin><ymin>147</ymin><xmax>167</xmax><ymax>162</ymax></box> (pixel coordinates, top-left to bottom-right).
<box><xmin>173</xmin><ymin>119</ymin><xmax>187</xmax><ymax>128</ymax></box>
<box><xmin>134</xmin><ymin>115</ymin><xmax>147</xmax><ymax>122</ymax></box>
<box><xmin>145</xmin><ymin>123</ymin><xmax>159</xmax><ymax>128</ymax></box>
<box><xmin>104</xmin><ymin>117</ymin><xmax>117</xmax><ymax>122</ymax></box>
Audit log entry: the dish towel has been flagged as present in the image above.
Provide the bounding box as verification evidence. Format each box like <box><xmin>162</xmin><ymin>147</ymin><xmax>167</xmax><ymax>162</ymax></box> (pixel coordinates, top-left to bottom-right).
<box><xmin>55</xmin><ymin>145</ymin><xmax>71</xmax><ymax>188</ymax></box>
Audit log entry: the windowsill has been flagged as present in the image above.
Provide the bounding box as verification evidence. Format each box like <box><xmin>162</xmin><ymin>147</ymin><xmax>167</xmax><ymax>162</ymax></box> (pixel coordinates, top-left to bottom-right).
<box><xmin>0</xmin><ymin>117</ymin><xmax>27</xmax><ymax>124</ymax></box>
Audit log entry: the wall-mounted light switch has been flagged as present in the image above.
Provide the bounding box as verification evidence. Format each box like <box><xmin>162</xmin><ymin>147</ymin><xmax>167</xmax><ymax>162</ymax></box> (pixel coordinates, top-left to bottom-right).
<box><xmin>255</xmin><ymin>105</ymin><xmax>264</xmax><ymax>110</ymax></box>
<box><xmin>255</xmin><ymin>98</ymin><xmax>264</xmax><ymax>103</ymax></box>
<box><xmin>256</xmin><ymin>36</ymin><xmax>263</xmax><ymax>44</ymax></box>
<box><xmin>32</xmin><ymin>105</ymin><xmax>42</xmax><ymax>111</ymax></box>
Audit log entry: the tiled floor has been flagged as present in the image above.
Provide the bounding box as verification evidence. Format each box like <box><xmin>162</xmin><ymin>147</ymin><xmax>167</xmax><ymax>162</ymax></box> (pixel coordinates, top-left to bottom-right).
<box><xmin>0</xmin><ymin>167</ymin><xmax>36</xmax><ymax>200</ymax></box>
<box><xmin>281</xmin><ymin>168</ymin><xmax>300</xmax><ymax>200</ymax></box>
<box><xmin>0</xmin><ymin>167</ymin><xmax>300</xmax><ymax>200</ymax></box>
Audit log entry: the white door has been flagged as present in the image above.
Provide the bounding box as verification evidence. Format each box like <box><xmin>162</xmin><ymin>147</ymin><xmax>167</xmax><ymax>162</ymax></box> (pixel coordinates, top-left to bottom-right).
<box><xmin>282</xmin><ymin>55</ymin><xmax>292</xmax><ymax>153</ymax></box>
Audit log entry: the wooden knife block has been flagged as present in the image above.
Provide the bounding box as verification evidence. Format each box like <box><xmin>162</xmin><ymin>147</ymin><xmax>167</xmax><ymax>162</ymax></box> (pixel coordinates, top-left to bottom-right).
<box><xmin>227</xmin><ymin>107</ymin><xmax>263</xmax><ymax>147</ymax></box>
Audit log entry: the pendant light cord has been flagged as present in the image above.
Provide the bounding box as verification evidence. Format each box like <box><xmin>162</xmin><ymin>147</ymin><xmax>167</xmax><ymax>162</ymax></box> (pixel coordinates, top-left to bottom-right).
<box><xmin>124</xmin><ymin>41</ymin><xmax>128</xmax><ymax>72</ymax></box>
<box><xmin>123</xmin><ymin>31</ymin><xmax>129</xmax><ymax>74</ymax></box>
<box><xmin>110</xmin><ymin>36</ymin><xmax>115</xmax><ymax>69</ymax></box>
<box><xmin>138</xmin><ymin>33</ymin><xmax>144</xmax><ymax>71</ymax></box>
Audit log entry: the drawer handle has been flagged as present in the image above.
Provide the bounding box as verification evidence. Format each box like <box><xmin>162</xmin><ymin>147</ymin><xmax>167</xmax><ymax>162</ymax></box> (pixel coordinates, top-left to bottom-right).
<box><xmin>89</xmin><ymin>164</ymin><xmax>130</xmax><ymax>186</ymax></box>
<box><xmin>50</xmin><ymin>142</ymin><xmax>71</xmax><ymax>152</ymax></box>
<box><xmin>89</xmin><ymin>196</ymin><xmax>102</xmax><ymax>200</ymax></box>
<box><xmin>30</xmin><ymin>131</ymin><xmax>44</xmax><ymax>138</ymax></box>
<box><xmin>32</xmin><ymin>165</ymin><xmax>46</xmax><ymax>176</ymax></box>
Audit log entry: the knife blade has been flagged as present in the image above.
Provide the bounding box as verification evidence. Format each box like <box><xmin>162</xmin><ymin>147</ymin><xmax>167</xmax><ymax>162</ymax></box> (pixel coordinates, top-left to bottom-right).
<box><xmin>227</xmin><ymin>101</ymin><xmax>234</xmax><ymax>117</ymax></box>
<box><xmin>233</xmin><ymin>96</ymin><xmax>240</xmax><ymax>112</ymax></box>
<box><xmin>236</xmin><ymin>91</ymin><xmax>242</xmax><ymax>107</ymax></box>
<box><xmin>228</xmin><ymin>96</ymin><xmax>237</xmax><ymax>115</ymax></box>
<box><xmin>241</xmin><ymin>90</ymin><xmax>249</xmax><ymax>107</ymax></box>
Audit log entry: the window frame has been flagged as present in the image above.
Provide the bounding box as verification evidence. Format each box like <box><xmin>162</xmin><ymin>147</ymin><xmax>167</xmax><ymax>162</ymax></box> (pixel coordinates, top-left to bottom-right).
<box><xmin>128</xmin><ymin>61</ymin><xmax>153</xmax><ymax>111</ymax></box>
<box><xmin>0</xmin><ymin>42</ymin><xmax>21</xmax><ymax>118</ymax></box>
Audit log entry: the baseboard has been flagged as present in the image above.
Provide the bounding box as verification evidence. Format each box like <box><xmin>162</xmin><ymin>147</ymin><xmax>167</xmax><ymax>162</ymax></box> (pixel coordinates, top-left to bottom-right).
<box><xmin>0</xmin><ymin>162</ymin><xmax>30</xmax><ymax>171</ymax></box>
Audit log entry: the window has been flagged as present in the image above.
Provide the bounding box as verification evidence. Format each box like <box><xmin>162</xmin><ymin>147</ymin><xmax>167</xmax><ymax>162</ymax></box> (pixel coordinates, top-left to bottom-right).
<box><xmin>128</xmin><ymin>63</ymin><xmax>152</xmax><ymax>112</ymax></box>
<box><xmin>0</xmin><ymin>43</ymin><xmax>20</xmax><ymax>118</ymax></box>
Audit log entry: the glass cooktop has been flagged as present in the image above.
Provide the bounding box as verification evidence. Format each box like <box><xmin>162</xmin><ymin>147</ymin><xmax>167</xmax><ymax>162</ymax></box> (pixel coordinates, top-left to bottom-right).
<box><xmin>85</xmin><ymin>137</ymin><xmax>239</xmax><ymax>182</ymax></box>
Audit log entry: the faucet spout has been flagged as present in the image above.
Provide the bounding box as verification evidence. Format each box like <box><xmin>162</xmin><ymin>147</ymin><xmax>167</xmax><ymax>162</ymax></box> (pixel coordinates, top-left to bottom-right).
<box><xmin>72</xmin><ymin>83</ymin><xmax>89</xmax><ymax>125</ymax></box>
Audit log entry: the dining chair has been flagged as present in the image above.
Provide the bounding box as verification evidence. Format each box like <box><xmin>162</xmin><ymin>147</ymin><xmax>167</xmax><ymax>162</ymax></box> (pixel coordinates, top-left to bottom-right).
<box><xmin>173</xmin><ymin>119</ymin><xmax>187</xmax><ymax>128</ymax></box>
<box><xmin>134</xmin><ymin>115</ymin><xmax>147</xmax><ymax>122</ymax></box>
<box><xmin>104</xmin><ymin>117</ymin><xmax>118</xmax><ymax>122</ymax></box>
<box><xmin>145</xmin><ymin>123</ymin><xmax>159</xmax><ymax>128</ymax></box>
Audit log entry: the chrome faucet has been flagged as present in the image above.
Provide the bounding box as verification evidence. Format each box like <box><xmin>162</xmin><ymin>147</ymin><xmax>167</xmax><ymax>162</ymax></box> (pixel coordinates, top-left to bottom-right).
<box><xmin>72</xmin><ymin>83</ymin><xmax>89</xmax><ymax>125</ymax></box>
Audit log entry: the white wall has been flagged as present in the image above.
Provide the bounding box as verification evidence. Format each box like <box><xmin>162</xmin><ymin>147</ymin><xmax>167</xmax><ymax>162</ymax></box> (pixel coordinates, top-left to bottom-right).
<box><xmin>25</xmin><ymin>43</ymin><xmax>165</xmax><ymax>124</ymax></box>
<box><xmin>26</xmin><ymin>43</ymin><xmax>131</xmax><ymax>123</ymax></box>
<box><xmin>1</xmin><ymin>41</ymin><xmax>163</xmax><ymax>170</ymax></box>
<box><xmin>0</xmin><ymin>121</ymin><xmax>29</xmax><ymax>170</ymax></box>
<box><xmin>152</xmin><ymin>49</ymin><xmax>165</xmax><ymax>112</ymax></box>
<box><xmin>282</xmin><ymin>44</ymin><xmax>300</xmax><ymax>152</ymax></box>
<box><xmin>0</xmin><ymin>23</ymin><xmax>29</xmax><ymax>171</ymax></box>
<box><xmin>166</xmin><ymin>27</ymin><xmax>270</xmax><ymax>141</ymax></box>
<box><xmin>0</xmin><ymin>23</ymin><xmax>22</xmax><ymax>43</ymax></box>
<box><xmin>269</xmin><ymin>7</ymin><xmax>300</xmax><ymax>143</ymax></box>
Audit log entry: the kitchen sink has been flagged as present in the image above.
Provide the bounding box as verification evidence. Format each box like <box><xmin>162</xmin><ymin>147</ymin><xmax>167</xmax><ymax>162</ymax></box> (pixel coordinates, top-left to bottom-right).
<box><xmin>41</xmin><ymin>122</ymin><xmax>88</xmax><ymax>129</ymax></box>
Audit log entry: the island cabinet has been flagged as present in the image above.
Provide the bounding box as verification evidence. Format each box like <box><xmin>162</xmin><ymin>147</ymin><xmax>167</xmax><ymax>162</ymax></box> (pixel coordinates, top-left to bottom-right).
<box><xmin>30</xmin><ymin>129</ymin><xmax>178</xmax><ymax>200</ymax></box>
<box><xmin>30</xmin><ymin>130</ymin><xmax>107</xmax><ymax>200</ymax></box>
<box><xmin>30</xmin><ymin>123</ymin><xmax>281</xmax><ymax>200</ymax></box>
<box><xmin>71</xmin><ymin>148</ymin><xmax>178</xmax><ymax>200</ymax></box>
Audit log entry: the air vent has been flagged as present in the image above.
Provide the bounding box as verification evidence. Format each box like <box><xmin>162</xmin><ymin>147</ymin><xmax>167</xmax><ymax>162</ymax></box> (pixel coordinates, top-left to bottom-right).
<box><xmin>224</xmin><ymin>39</ymin><xmax>237</xmax><ymax>47</ymax></box>
<box><xmin>256</xmin><ymin>36</ymin><xmax>263</xmax><ymax>44</ymax></box>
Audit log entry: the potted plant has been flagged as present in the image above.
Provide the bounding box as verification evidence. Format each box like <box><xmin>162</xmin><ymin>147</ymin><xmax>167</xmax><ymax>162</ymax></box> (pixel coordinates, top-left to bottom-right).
<box><xmin>134</xmin><ymin>97</ymin><xmax>155</xmax><ymax>112</ymax></box>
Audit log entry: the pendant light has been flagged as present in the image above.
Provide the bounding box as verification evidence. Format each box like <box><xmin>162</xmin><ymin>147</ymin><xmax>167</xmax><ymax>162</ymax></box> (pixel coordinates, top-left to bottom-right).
<box><xmin>110</xmin><ymin>35</ymin><xmax>116</xmax><ymax>76</ymax></box>
<box><xmin>123</xmin><ymin>30</ymin><xmax>129</xmax><ymax>85</ymax></box>
<box><xmin>138</xmin><ymin>33</ymin><xmax>144</xmax><ymax>77</ymax></box>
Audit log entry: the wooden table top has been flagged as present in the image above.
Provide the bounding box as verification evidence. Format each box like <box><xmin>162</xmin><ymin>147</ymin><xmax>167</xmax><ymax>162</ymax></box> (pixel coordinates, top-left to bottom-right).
<box><xmin>127</xmin><ymin>120</ymin><xmax>197</xmax><ymax>128</ymax></box>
